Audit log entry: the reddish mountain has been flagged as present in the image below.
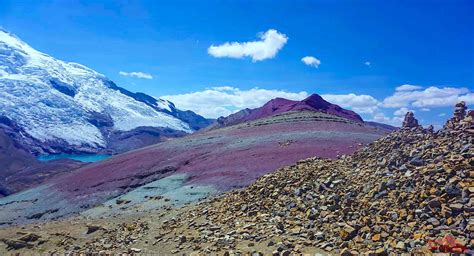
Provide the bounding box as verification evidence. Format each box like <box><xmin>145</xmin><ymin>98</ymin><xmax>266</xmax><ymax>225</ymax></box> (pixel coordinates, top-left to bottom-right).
<box><xmin>214</xmin><ymin>94</ymin><xmax>363</xmax><ymax>128</ymax></box>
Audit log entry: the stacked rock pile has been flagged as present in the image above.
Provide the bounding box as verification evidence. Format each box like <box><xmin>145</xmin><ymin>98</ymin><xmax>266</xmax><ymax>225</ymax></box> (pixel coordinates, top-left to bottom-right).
<box><xmin>401</xmin><ymin>111</ymin><xmax>419</xmax><ymax>128</ymax></box>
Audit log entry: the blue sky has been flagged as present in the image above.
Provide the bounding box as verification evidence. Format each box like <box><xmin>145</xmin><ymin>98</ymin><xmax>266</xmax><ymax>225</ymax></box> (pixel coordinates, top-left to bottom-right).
<box><xmin>1</xmin><ymin>0</ymin><xmax>473</xmax><ymax>126</ymax></box>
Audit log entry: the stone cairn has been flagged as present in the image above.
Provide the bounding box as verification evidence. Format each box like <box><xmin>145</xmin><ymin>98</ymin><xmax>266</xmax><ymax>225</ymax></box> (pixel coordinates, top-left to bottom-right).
<box><xmin>453</xmin><ymin>101</ymin><xmax>467</xmax><ymax>121</ymax></box>
<box><xmin>402</xmin><ymin>111</ymin><xmax>420</xmax><ymax>129</ymax></box>
<box><xmin>462</xmin><ymin>109</ymin><xmax>474</xmax><ymax>130</ymax></box>
<box><xmin>445</xmin><ymin>101</ymin><xmax>473</xmax><ymax>131</ymax></box>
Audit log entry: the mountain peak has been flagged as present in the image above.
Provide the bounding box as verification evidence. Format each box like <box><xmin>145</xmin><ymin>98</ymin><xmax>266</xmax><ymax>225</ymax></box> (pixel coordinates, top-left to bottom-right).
<box><xmin>215</xmin><ymin>93</ymin><xmax>364</xmax><ymax>128</ymax></box>
<box><xmin>300</xmin><ymin>93</ymin><xmax>331</xmax><ymax>108</ymax></box>
<box><xmin>0</xmin><ymin>28</ymin><xmax>212</xmax><ymax>154</ymax></box>
<box><xmin>304</xmin><ymin>93</ymin><xmax>325</xmax><ymax>101</ymax></box>
<box><xmin>0</xmin><ymin>27</ymin><xmax>18</xmax><ymax>40</ymax></box>
<box><xmin>262</xmin><ymin>97</ymin><xmax>297</xmax><ymax>108</ymax></box>
<box><xmin>0</xmin><ymin>28</ymin><xmax>40</xmax><ymax>56</ymax></box>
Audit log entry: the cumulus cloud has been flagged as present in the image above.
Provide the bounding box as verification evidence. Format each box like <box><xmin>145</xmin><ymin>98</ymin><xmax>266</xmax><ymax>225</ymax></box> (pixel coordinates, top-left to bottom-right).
<box><xmin>364</xmin><ymin>61</ymin><xmax>371</xmax><ymax>67</ymax></box>
<box><xmin>366</xmin><ymin>108</ymin><xmax>410</xmax><ymax>126</ymax></box>
<box><xmin>370</xmin><ymin>112</ymin><xmax>395</xmax><ymax>125</ymax></box>
<box><xmin>394</xmin><ymin>107</ymin><xmax>414</xmax><ymax>117</ymax></box>
<box><xmin>301</xmin><ymin>56</ymin><xmax>321</xmax><ymax>68</ymax></box>
<box><xmin>207</xmin><ymin>29</ymin><xmax>288</xmax><ymax>62</ymax></box>
<box><xmin>119</xmin><ymin>71</ymin><xmax>153</xmax><ymax>79</ymax></box>
<box><xmin>320</xmin><ymin>94</ymin><xmax>412</xmax><ymax>126</ymax></box>
<box><xmin>395</xmin><ymin>84</ymin><xmax>423</xmax><ymax>91</ymax></box>
<box><xmin>321</xmin><ymin>93</ymin><xmax>379</xmax><ymax>114</ymax></box>
<box><xmin>383</xmin><ymin>86</ymin><xmax>472</xmax><ymax>108</ymax></box>
<box><xmin>369</xmin><ymin>85</ymin><xmax>473</xmax><ymax>126</ymax></box>
<box><xmin>162</xmin><ymin>87</ymin><xmax>308</xmax><ymax>118</ymax></box>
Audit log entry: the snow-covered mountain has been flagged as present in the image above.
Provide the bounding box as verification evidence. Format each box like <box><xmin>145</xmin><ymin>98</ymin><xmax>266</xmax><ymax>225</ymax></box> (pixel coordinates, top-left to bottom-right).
<box><xmin>0</xmin><ymin>28</ymin><xmax>212</xmax><ymax>154</ymax></box>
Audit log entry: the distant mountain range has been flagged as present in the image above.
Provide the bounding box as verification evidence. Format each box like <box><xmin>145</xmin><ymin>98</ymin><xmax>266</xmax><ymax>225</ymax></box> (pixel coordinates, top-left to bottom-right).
<box><xmin>0</xmin><ymin>27</ymin><xmax>212</xmax><ymax>155</ymax></box>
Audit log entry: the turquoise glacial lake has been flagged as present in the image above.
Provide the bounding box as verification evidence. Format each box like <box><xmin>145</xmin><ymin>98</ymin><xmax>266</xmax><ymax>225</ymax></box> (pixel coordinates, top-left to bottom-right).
<box><xmin>37</xmin><ymin>154</ymin><xmax>111</xmax><ymax>163</ymax></box>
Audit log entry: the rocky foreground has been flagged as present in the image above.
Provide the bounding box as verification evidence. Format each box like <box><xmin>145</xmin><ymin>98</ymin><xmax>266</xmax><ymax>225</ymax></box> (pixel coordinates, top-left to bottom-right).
<box><xmin>161</xmin><ymin>104</ymin><xmax>473</xmax><ymax>255</ymax></box>
<box><xmin>0</xmin><ymin>104</ymin><xmax>472</xmax><ymax>255</ymax></box>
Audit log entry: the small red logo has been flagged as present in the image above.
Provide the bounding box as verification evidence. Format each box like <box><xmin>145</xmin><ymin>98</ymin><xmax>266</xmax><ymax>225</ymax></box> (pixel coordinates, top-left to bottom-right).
<box><xmin>427</xmin><ymin>234</ymin><xmax>467</xmax><ymax>253</ymax></box>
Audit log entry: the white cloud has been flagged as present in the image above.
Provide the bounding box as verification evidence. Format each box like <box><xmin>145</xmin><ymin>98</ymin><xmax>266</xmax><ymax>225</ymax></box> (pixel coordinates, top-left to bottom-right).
<box><xmin>372</xmin><ymin>85</ymin><xmax>473</xmax><ymax>126</ymax></box>
<box><xmin>438</xmin><ymin>113</ymin><xmax>446</xmax><ymax>117</ymax></box>
<box><xmin>383</xmin><ymin>86</ymin><xmax>472</xmax><ymax>108</ymax></box>
<box><xmin>321</xmin><ymin>93</ymin><xmax>379</xmax><ymax>114</ymax></box>
<box><xmin>119</xmin><ymin>71</ymin><xmax>153</xmax><ymax>79</ymax></box>
<box><xmin>370</xmin><ymin>112</ymin><xmax>399</xmax><ymax>125</ymax></box>
<box><xmin>207</xmin><ymin>29</ymin><xmax>288</xmax><ymax>62</ymax></box>
<box><xmin>364</xmin><ymin>61</ymin><xmax>371</xmax><ymax>67</ymax></box>
<box><xmin>395</xmin><ymin>84</ymin><xmax>423</xmax><ymax>91</ymax></box>
<box><xmin>367</xmin><ymin>110</ymin><xmax>406</xmax><ymax>126</ymax></box>
<box><xmin>301</xmin><ymin>56</ymin><xmax>321</xmax><ymax>68</ymax></box>
<box><xmin>162</xmin><ymin>87</ymin><xmax>308</xmax><ymax>118</ymax></box>
<box><xmin>210</xmin><ymin>86</ymin><xmax>238</xmax><ymax>92</ymax></box>
<box><xmin>394</xmin><ymin>107</ymin><xmax>414</xmax><ymax>117</ymax></box>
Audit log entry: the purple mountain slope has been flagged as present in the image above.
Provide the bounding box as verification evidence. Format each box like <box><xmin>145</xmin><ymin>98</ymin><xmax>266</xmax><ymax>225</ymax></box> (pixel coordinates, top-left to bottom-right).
<box><xmin>213</xmin><ymin>94</ymin><xmax>364</xmax><ymax>129</ymax></box>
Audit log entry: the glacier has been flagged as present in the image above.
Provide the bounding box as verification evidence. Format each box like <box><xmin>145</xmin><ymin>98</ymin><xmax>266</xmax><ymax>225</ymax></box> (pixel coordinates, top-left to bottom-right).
<box><xmin>0</xmin><ymin>27</ymin><xmax>193</xmax><ymax>148</ymax></box>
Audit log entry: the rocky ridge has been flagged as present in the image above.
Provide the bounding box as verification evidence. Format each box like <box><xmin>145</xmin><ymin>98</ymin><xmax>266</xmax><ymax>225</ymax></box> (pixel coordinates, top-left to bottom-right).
<box><xmin>158</xmin><ymin>103</ymin><xmax>473</xmax><ymax>254</ymax></box>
